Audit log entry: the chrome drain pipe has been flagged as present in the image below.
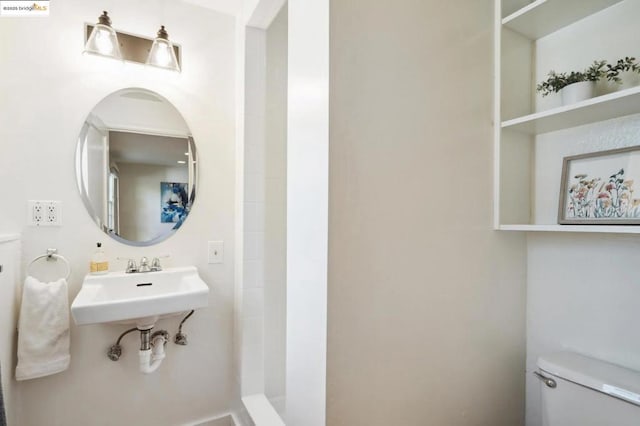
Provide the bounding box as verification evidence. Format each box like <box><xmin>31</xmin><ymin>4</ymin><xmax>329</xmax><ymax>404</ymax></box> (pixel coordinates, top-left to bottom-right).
<box><xmin>140</xmin><ymin>329</ymin><xmax>151</xmax><ymax>351</ymax></box>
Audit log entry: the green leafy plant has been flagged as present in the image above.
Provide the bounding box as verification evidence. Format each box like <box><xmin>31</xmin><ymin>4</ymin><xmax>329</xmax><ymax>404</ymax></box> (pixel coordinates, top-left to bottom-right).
<box><xmin>584</xmin><ymin>60</ymin><xmax>607</xmax><ymax>81</ymax></box>
<box><xmin>606</xmin><ymin>57</ymin><xmax>640</xmax><ymax>83</ymax></box>
<box><xmin>537</xmin><ymin>60</ymin><xmax>606</xmax><ymax>97</ymax></box>
<box><xmin>536</xmin><ymin>70</ymin><xmax>567</xmax><ymax>97</ymax></box>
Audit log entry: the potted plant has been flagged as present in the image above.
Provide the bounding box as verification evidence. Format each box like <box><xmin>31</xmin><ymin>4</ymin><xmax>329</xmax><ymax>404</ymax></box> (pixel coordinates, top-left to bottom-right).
<box><xmin>537</xmin><ymin>60</ymin><xmax>606</xmax><ymax>105</ymax></box>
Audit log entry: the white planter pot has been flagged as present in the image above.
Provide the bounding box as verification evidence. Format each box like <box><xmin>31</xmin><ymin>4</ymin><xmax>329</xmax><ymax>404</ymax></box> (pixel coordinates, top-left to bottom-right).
<box><xmin>561</xmin><ymin>81</ymin><xmax>595</xmax><ymax>105</ymax></box>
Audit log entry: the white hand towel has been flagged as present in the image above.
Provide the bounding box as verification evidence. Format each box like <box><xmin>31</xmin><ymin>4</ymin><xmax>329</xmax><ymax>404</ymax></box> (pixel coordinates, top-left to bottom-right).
<box><xmin>15</xmin><ymin>276</ymin><xmax>70</xmax><ymax>380</ymax></box>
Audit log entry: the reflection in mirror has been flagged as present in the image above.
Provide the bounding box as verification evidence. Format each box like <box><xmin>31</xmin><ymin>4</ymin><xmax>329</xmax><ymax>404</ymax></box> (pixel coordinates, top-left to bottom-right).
<box><xmin>76</xmin><ymin>89</ymin><xmax>197</xmax><ymax>246</ymax></box>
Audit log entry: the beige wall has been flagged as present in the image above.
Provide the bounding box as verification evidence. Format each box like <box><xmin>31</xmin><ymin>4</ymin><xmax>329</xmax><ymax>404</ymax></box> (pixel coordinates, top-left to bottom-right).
<box><xmin>327</xmin><ymin>1</ymin><xmax>527</xmax><ymax>424</ymax></box>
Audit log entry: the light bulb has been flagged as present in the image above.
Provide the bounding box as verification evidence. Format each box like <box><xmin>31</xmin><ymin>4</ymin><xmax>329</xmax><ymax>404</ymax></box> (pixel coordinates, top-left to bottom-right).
<box><xmin>84</xmin><ymin>11</ymin><xmax>122</xmax><ymax>60</ymax></box>
<box><xmin>146</xmin><ymin>26</ymin><xmax>180</xmax><ymax>72</ymax></box>
<box><xmin>153</xmin><ymin>41</ymin><xmax>172</xmax><ymax>67</ymax></box>
<box><xmin>94</xmin><ymin>27</ymin><xmax>115</xmax><ymax>55</ymax></box>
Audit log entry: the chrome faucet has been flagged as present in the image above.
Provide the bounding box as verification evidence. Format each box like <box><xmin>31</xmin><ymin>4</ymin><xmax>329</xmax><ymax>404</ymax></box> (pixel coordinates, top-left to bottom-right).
<box><xmin>120</xmin><ymin>256</ymin><xmax>165</xmax><ymax>273</ymax></box>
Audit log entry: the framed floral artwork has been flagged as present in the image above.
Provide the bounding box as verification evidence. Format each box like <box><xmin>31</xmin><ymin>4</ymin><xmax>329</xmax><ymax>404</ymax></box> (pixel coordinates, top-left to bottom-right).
<box><xmin>558</xmin><ymin>146</ymin><xmax>640</xmax><ymax>225</ymax></box>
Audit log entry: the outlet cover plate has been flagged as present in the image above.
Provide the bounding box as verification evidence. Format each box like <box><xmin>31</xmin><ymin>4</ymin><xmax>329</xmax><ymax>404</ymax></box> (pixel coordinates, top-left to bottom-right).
<box><xmin>28</xmin><ymin>200</ymin><xmax>62</xmax><ymax>226</ymax></box>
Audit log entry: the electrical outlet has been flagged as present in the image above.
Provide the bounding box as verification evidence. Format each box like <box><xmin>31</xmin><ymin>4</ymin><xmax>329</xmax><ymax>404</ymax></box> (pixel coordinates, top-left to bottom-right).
<box><xmin>45</xmin><ymin>201</ymin><xmax>62</xmax><ymax>225</ymax></box>
<box><xmin>28</xmin><ymin>201</ymin><xmax>44</xmax><ymax>225</ymax></box>
<box><xmin>28</xmin><ymin>200</ymin><xmax>62</xmax><ymax>226</ymax></box>
<box><xmin>208</xmin><ymin>241</ymin><xmax>224</xmax><ymax>264</ymax></box>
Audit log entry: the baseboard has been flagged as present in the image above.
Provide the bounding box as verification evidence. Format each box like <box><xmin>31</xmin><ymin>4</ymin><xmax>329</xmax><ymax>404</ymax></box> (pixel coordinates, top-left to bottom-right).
<box><xmin>231</xmin><ymin>409</ymin><xmax>254</xmax><ymax>426</ymax></box>
<box><xmin>187</xmin><ymin>413</ymin><xmax>237</xmax><ymax>426</ymax></box>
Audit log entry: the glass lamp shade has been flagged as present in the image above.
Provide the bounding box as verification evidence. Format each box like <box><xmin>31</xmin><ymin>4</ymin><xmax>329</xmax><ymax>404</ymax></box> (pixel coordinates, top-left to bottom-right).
<box><xmin>84</xmin><ymin>12</ymin><xmax>122</xmax><ymax>60</ymax></box>
<box><xmin>146</xmin><ymin>26</ymin><xmax>180</xmax><ymax>72</ymax></box>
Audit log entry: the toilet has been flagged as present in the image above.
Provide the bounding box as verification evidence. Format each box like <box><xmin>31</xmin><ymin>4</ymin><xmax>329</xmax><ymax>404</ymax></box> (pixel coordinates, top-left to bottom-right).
<box><xmin>536</xmin><ymin>351</ymin><xmax>640</xmax><ymax>426</ymax></box>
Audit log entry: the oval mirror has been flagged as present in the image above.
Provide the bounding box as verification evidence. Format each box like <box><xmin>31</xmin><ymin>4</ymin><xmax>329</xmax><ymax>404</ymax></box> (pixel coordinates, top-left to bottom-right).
<box><xmin>75</xmin><ymin>88</ymin><xmax>197</xmax><ymax>246</ymax></box>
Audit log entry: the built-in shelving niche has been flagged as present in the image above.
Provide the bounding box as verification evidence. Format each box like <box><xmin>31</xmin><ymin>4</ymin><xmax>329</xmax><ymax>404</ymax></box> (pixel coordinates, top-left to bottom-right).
<box><xmin>494</xmin><ymin>0</ymin><xmax>640</xmax><ymax>234</ymax></box>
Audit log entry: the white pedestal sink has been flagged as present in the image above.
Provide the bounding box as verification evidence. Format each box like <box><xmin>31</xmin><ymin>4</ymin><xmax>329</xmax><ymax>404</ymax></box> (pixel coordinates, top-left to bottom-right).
<box><xmin>71</xmin><ymin>266</ymin><xmax>209</xmax><ymax>328</ymax></box>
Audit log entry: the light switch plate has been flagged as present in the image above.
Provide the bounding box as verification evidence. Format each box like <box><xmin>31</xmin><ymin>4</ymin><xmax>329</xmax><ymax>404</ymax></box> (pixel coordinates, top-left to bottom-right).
<box><xmin>208</xmin><ymin>241</ymin><xmax>224</xmax><ymax>264</ymax></box>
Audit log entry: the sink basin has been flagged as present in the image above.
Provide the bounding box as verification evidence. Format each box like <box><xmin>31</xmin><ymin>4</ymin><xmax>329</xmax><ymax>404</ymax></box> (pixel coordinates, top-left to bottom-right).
<box><xmin>71</xmin><ymin>266</ymin><xmax>209</xmax><ymax>327</ymax></box>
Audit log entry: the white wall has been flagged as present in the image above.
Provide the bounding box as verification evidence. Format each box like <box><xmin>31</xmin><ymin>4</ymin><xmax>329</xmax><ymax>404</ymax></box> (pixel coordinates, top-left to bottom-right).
<box><xmin>327</xmin><ymin>0</ymin><xmax>527</xmax><ymax>425</ymax></box>
<box><xmin>0</xmin><ymin>1</ymin><xmax>237</xmax><ymax>424</ymax></box>
<box><xmin>118</xmin><ymin>163</ymin><xmax>189</xmax><ymax>242</ymax></box>
<box><xmin>286</xmin><ymin>0</ymin><xmax>329</xmax><ymax>424</ymax></box>
<box><xmin>0</xmin><ymin>236</ymin><xmax>21</xmax><ymax>426</ymax></box>
<box><xmin>526</xmin><ymin>2</ymin><xmax>640</xmax><ymax>425</ymax></box>
<box><xmin>526</xmin><ymin>233</ymin><xmax>640</xmax><ymax>426</ymax></box>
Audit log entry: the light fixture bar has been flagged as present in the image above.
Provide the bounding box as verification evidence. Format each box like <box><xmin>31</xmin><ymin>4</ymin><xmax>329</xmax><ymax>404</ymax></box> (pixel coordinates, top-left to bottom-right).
<box><xmin>84</xmin><ymin>24</ymin><xmax>181</xmax><ymax>69</ymax></box>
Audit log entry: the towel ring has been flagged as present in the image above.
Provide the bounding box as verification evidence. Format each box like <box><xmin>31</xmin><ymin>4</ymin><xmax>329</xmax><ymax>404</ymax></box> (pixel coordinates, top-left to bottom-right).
<box><xmin>27</xmin><ymin>248</ymin><xmax>71</xmax><ymax>281</ymax></box>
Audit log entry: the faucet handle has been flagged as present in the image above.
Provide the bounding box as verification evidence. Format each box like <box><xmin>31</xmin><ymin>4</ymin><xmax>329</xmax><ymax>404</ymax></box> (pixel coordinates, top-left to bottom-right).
<box><xmin>150</xmin><ymin>257</ymin><xmax>162</xmax><ymax>272</ymax></box>
<box><xmin>116</xmin><ymin>257</ymin><xmax>138</xmax><ymax>273</ymax></box>
<box><xmin>127</xmin><ymin>259</ymin><xmax>138</xmax><ymax>273</ymax></box>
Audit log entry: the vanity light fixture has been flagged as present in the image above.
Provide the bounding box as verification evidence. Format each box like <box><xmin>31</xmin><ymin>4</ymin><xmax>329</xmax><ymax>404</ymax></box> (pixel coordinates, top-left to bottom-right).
<box><xmin>84</xmin><ymin>14</ymin><xmax>182</xmax><ymax>72</ymax></box>
<box><xmin>84</xmin><ymin>11</ymin><xmax>122</xmax><ymax>60</ymax></box>
<box><xmin>146</xmin><ymin>26</ymin><xmax>181</xmax><ymax>72</ymax></box>
<box><xmin>177</xmin><ymin>160</ymin><xmax>187</xmax><ymax>165</ymax></box>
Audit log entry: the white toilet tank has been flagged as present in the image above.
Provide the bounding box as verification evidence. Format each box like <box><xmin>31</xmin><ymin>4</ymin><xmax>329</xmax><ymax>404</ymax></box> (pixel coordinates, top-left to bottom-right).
<box><xmin>537</xmin><ymin>352</ymin><xmax>640</xmax><ymax>426</ymax></box>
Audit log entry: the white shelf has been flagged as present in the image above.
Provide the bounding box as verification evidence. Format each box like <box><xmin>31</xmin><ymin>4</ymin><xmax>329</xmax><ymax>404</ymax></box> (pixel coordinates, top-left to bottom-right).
<box><xmin>502</xmin><ymin>85</ymin><xmax>640</xmax><ymax>134</ymax></box>
<box><xmin>502</xmin><ymin>0</ymin><xmax>623</xmax><ymax>40</ymax></box>
<box><xmin>499</xmin><ymin>224</ymin><xmax>640</xmax><ymax>234</ymax></box>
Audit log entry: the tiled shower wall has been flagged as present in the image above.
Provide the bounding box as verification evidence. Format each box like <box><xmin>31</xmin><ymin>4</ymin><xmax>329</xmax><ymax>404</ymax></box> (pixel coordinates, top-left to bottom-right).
<box><xmin>242</xmin><ymin>26</ymin><xmax>267</xmax><ymax>395</ymax></box>
<box><xmin>242</xmin><ymin>7</ymin><xmax>287</xmax><ymax>403</ymax></box>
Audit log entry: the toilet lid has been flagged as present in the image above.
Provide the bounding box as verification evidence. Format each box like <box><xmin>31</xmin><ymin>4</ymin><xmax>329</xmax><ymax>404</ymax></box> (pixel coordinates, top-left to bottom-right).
<box><xmin>538</xmin><ymin>352</ymin><xmax>640</xmax><ymax>407</ymax></box>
